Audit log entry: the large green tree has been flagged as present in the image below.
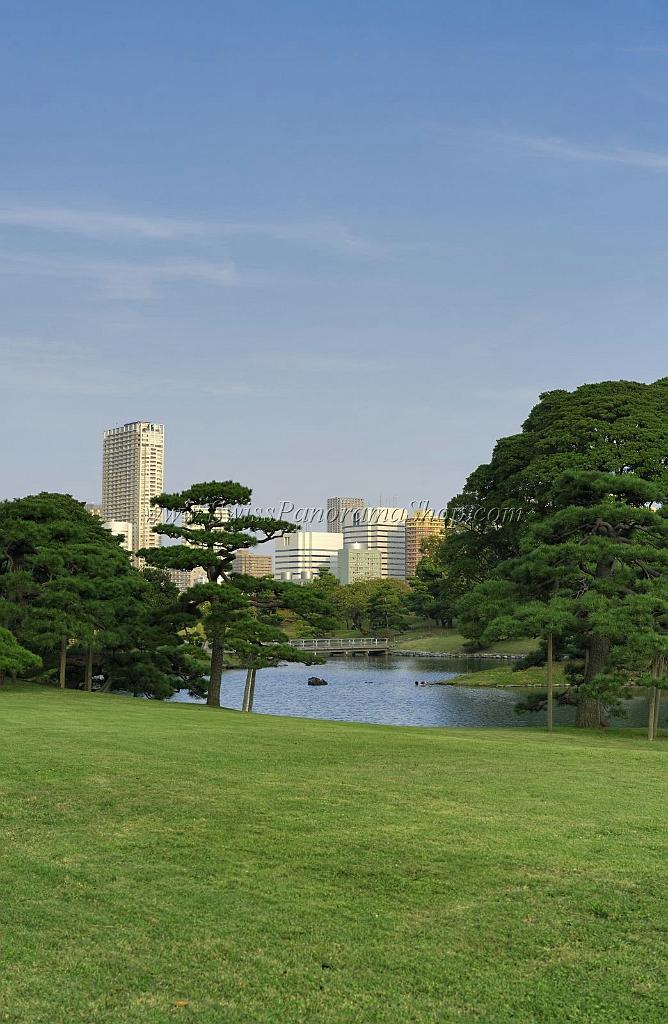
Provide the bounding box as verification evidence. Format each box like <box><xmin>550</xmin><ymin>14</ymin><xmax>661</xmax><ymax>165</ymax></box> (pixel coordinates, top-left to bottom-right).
<box><xmin>457</xmin><ymin>471</ymin><xmax>668</xmax><ymax>728</ymax></box>
<box><xmin>366</xmin><ymin>580</ymin><xmax>412</xmax><ymax>635</ymax></box>
<box><xmin>0</xmin><ymin>626</ymin><xmax>41</xmax><ymax>684</ymax></box>
<box><xmin>0</xmin><ymin>493</ymin><xmax>126</xmax><ymax>686</ymax></box>
<box><xmin>0</xmin><ymin>493</ymin><xmax>188</xmax><ymax>696</ymax></box>
<box><xmin>97</xmin><ymin>568</ymin><xmax>201</xmax><ymax>699</ymax></box>
<box><xmin>139</xmin><ymin>482</ymin><xmax>298</xmax><ymax>708</ymax></box>
<box><xmin>438</xmin><ymin>378</ymin><xmax>668</xmax><ymax>607</ymax></box>
<box><xmin>407</xmin><ymin>553</ymin><xmax>457</xmax><ymax>628</ymax></box>
<box><xmin>439</xmin><ymin>378</ymin><xmax>668</xmax><ymax>726</ymax></box>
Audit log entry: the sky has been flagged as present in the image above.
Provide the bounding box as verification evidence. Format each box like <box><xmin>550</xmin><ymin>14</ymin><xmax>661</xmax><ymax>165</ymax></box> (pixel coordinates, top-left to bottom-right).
<box><xmin>1</xmin><ymin>0</ymin><xmax>667</xmax><ymax>515</ymax></box>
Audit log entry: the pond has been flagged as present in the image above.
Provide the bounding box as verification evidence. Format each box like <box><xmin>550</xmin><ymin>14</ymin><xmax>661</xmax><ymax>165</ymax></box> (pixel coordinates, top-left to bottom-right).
<box><xmin>171</xmin><ymin>655</ymin><xmax>652</xmax><ymax>729</ymax></box>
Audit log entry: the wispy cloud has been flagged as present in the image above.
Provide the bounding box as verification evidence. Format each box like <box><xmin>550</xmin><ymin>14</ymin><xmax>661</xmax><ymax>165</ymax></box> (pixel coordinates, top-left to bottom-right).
<box><xmin>0</xmin><ymin>251</ymin><xmax>259</xmax><ymax>299</ymax></box>
<box><xmin>0</xmin><ymin>335</ymin><xmax>151</xmax><ymax>396</ymax></box>
<box><xmin>260</xmin><ymin>352</ymin><xmax>399</xmax><ymax>374</ymax></box>
<box><xmin>0</xmin><ymin>335</ymin><xmax>265</xmax><ymax>397</ymax></box>
<box><xmin>512</xmin><ymin>134</ymin><xmax>668</xmax><ymax>172</ymax></box>
<box><xmin>0</xmin><ymin>203</ymin><xmax>379</xmax><ymax>256</ymax></box>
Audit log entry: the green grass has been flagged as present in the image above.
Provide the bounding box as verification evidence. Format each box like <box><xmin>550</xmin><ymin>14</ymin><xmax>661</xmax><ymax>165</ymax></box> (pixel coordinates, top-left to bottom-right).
<box><xmin>447</xmin><ymin>663</ymin><xmax>568</xmax><ymax>688</ymax></box>
<box><xmin>393</xmin><ymin>626</ymin><xmax>538</xmax><ymax>656</ymax></box>
<box><xmin>1</xmin><ymin>685</ymin><xmax>667</xmax><ymax>1023</ymax></box>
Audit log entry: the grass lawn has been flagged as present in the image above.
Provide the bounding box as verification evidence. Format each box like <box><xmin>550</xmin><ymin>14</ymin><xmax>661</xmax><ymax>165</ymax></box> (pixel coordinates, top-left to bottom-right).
<box><xmin>392</xmin><ymin>626</ymin><xmax>538</xmax><ymax>656</ymax></box>
<box><xmin>447</xmin><ymin>663</ymin><xmax>568</xmax><ymax>688</ymax></box>
<box><xmin>1</xmin><ymin>685</ymin><xmax>667</xmax><ymax>1023</ymax></box>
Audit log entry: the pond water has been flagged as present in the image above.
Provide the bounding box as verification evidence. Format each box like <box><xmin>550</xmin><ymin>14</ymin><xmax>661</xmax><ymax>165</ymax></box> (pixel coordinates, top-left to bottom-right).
<box><xmin>171</xmin><ymin>655</ymin><xmax>652</xmax><ymax>729</ymax></box>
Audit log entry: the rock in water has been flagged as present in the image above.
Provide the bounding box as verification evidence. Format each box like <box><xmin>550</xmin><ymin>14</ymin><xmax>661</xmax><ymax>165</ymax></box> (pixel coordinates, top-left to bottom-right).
<box><xmin>307</xmin><ymin>676</ymin><xmax>328</xmax><ymax>686</ymax></box>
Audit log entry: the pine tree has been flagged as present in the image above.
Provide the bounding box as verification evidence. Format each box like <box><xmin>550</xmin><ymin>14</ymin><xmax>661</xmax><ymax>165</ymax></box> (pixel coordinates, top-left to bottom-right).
<box><xmin>139</xmin><ymin>482</ymin><xmax>298</xmax><ymax>708</ymax></box>
<box><xmin>458</xmin><ymin>471</ymin><xmax>668</xmax><ymax>729</ymax></box>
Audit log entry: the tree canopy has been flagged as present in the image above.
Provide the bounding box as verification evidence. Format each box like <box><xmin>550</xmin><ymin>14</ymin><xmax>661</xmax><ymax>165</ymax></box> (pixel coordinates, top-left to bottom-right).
<box><xmin>140</xmin><ymin>481</ymin><xmax>312</xmax><ymax>708</ymax></box>
<box><xmin>0</xmin><ymin>493</ymin><xmax>192</xmax><ymax>697</ymax></box>
<box><xmin>436</xmin><ymin>378</ymin><xmax>668</xmax><ymax>727</ymax></box>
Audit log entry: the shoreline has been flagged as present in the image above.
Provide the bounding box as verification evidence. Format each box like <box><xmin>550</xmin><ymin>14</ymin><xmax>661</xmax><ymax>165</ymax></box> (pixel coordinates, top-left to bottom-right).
<box><xmin>390</xmin><ymin>649</ymin><xmax>526</xmax><ymax>660</ymax></box>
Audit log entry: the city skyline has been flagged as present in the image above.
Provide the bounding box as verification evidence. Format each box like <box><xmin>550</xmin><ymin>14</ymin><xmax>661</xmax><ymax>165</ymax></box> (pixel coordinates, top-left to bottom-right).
<box><xmin>97</xmin><ymin>420</ymin><xmax>446</xmax><ymax>582</ymax></box>
<box><xmin>0</xmin><ymin>406</ymin><xmax>477</xmax><ymax>516</ymax></box>
<box><xmin>10</xmin><ymin>414</ymin><xmax>464</xmax><ymax>523</ymax></box>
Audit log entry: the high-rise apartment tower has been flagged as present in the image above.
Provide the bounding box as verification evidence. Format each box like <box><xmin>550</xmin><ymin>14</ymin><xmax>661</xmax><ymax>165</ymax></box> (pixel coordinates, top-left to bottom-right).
<box><xmin>404</xmin><ymin>510</ymin><xmax>448</xmax><ymax>577</ymax></box>
<box><xmin>102</xmin><ymin>421</ymin><xmax>164</xmax><ymax>556</ymax></box>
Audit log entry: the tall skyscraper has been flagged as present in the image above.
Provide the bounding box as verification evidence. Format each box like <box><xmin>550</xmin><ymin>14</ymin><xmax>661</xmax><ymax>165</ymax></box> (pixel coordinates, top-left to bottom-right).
<box><xmin>326</xmin><ymin>496</ymin><xmax>366</xmax><ymax>533</ymax></box>
<box><xmin>102</xmin><ymin>421</ymin><xmax>164</xmax><ymax>556</ymax></box>
<box><xmin>404</xmin><ymin>510</ymin><xmax>448</xmax><ymax>577</ymax></box>
<box><xmin>342</xmin><ymin>507</ymin><xmax>407</xmax><ymax>579</ymax></box>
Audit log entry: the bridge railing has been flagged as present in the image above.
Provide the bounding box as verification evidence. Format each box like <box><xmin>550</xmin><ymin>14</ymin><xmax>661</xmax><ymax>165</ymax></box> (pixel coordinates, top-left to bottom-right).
<box><xmin>288</xmin><ymin>637</ymin><xmax>389</xmax><ymax>650</ymax></box>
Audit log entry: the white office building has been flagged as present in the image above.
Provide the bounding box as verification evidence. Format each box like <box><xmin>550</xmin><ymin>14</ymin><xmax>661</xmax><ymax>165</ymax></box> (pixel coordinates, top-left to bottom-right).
<box><xmin>342</xmin><ymin>507</ymin><xmax>407</xmax><ymax>579</ymax></box>
<box><xmin>274</xmin><ymin>531</ymin><xmax>344</xmax><ymax>583</ymax></box>
<box><xmin>102</xmin><ymin>520</ymin><xmax>134</xmax><ymax>553</ymax></box>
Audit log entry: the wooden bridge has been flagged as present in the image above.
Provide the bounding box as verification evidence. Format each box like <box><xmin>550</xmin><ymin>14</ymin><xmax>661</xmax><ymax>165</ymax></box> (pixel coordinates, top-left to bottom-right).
<box><xmin>288</xmin><ymin>637</ymin><xmax>389</xmax><ymax>655</ymax></box>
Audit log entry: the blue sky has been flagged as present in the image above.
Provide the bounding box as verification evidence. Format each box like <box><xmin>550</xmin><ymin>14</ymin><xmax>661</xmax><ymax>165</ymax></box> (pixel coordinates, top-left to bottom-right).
<box><xmin>1</xmin><ymin>1</ymin><xmax>667</xmax><ymax>512</ymax></box>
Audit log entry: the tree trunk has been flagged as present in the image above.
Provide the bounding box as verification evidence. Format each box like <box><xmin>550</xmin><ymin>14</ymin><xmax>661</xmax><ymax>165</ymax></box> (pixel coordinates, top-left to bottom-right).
<box><xmin>653</xmin><ymin>689</ymin><xmax>661</xmax><ymax>739</ymax></box>
<box><xmin>648</xmin><ymin>687</ymin><xmax>657</xmax><ymax>741</ymax></box>
<box><xmin>546</xmin><ymin>633</ymin><xmax>554</xmax><ymax>733</ymax></box>
<box><xmin>0</xmin><ymin>670</ymin><xmax>4</xmax><ymax>688</ymax></box>
<box><xmin>59</xmin><ymin>637</ymin><xmax>67</xmax><ymax>689</ymax></box>
<box><xmin>576</xmin><ymin>697</ymin><xmax>606</xmax><ymax>728</ymax></box>
<box><xmin>247</xmin><ymin>668</ymin><xmax>257</xmax><ymax>713</ymax></box>
<box><xmin>576</xmin><ymin>635</ymin><xmax>609</xmax><ymax>728</ymax></box>
<box><xmin>242</xmin><ymin>667</ymin><xmax>253</xmax><ymax>712</ymax></box>
<box><xmin>207</xmin><ymin>638</ymin><xmax>224</xmax><ymax>708</ymax></box>
<box><xmin>84</xmin><ymin>645</ymin><xmax>94</xmax><ymax>692</ymax></box>
<box><xmin>649</xmin><ymin>656</ymin><xmax>664</xmax><ymax>740</ymax></box>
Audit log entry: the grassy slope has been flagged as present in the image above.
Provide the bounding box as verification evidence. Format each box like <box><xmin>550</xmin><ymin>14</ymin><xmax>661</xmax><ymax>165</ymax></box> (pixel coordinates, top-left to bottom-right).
<box><xmin>448</xmin><ymin>663</ymin><xmax>568</xmax><ymax>688</ymax></box>
<box><xmin>393</xmin><ymin>626</ymin><xmax>538</xmax><ymax>655</ymax></box>
<box><xmin>1</xmin><ymin>686</ymin><xmax>666</xmax><ymax>1024</ymax></box>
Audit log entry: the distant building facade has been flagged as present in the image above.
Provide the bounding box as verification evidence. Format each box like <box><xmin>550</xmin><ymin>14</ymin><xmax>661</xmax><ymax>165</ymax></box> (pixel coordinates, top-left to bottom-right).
<box><xmin>326</xmin><ymin>496</ymin><xmax>366</xmax><ymax>533</ymax></box>
<box><xmin>175</xmin><ymin>505</ymin><xmax>231</xmax><ymax>584</ymax></box>
<box><xmin>331</xmin><ymin>543</ymin><xmax>382</xmax><ymax>585</ymax></box>
<box><xmin>180</xmin><ymin>505</ymin><xmax>230</xmax><ymax>529</ymax></box>
<box><xmin>274</xmin><ymin>531</ymin><xmax>343</xmax><ymax>583</ymax></box>
<box><xmin>85</xmin><ymin>503</ymin><xmax>102</xmax><ymax>519</ymax></box>
<box><xmin>102</xmin><ymin>519</ymin><xmax>134</xmax><ymax>552</ymax></box>
<box><xmin>168</xmin><ymin>567</ymin><xmax>207</xmax><ymax>593</ymax></box>
<box><xmin>102</xmin><ymin>421</ymin><xmax>164</xmax><ymax>557</ymax></box>
<box><xmin>404</xmin><ymin>510</ymin><xmax>447</xmax><ymax>577</ymax></box>
<box><xmin>342</xmin><ymin>507</ymin><xmax>407</xmax><ymax>579</ymax></box>
<box><xmin>233</xmin><ymin>550</ymin><xmax>273</xmax><ymax>577</ymax></box>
